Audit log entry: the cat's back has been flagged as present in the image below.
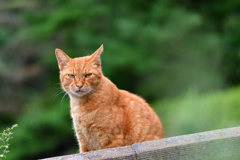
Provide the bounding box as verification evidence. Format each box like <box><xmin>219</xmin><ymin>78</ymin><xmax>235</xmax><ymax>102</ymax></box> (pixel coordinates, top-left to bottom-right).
<box><xmin>118</xmin><ymin>89</ymin><xmax>155</xmax><ymax>115</ymax></box>
<box><xmin>117</xmin><ymin>89</ymin><xmax>164</xmax><ymax>143</ymax></box>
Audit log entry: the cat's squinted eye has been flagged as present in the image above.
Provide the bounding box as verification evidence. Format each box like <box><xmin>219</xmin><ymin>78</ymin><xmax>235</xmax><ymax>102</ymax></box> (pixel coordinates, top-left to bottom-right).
<box><xmin>68</xmin><ymin>74</ymin><xmax>75</xmax><ymax>78</ymax></box>
<box><xmin>85</xmin><ymin>73</ymin><xmax>92</xmax><ymax>78</ymax></box>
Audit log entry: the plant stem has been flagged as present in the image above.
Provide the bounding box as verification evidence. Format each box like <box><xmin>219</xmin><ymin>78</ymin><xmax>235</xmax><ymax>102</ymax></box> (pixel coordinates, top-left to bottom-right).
<box><xmin>1</xmin><ymin>129</ymin><xmax>12</xmax><ymax>158</ymax></box>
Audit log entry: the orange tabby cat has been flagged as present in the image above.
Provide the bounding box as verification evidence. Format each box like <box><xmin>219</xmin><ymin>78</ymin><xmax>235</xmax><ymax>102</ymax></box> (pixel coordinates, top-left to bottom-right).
<box><xmin>55</xmin><ymin>45</ymin><xmax>163</xmax><ymax>153</ymax></box>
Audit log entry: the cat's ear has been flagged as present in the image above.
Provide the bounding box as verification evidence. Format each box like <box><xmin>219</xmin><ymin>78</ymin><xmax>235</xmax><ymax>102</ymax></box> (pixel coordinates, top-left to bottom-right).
<box><xmin>55</xmin><ymin>48</ymin><xmax>71</xmax><ymax>70</ymax></box>
<box><xmin>90</xmin><ymin>44</ymin><xmax>103</xmax><ymax>67</ymax></box>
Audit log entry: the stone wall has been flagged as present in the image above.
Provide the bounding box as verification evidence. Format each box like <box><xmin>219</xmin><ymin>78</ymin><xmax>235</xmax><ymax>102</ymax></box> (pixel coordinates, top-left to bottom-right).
<box><xmin>42</xmin><ymin>126</ymin><xmax>240</xmax><ymax>160</ymax></box>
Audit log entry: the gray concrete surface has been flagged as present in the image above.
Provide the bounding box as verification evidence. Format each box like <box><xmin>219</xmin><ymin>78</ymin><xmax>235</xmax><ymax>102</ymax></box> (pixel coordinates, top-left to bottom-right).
<box><xmin>41</xmin><ymin>126</ymin><xmax>240</xmax><ymax>160</ymax></box>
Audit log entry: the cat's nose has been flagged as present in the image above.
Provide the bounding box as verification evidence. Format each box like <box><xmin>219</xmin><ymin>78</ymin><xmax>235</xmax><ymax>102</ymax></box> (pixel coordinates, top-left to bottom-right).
<box><xmin>76</xmin><ymin>84</ymin><xmax>83</xmax><ymax>89</ymax></box>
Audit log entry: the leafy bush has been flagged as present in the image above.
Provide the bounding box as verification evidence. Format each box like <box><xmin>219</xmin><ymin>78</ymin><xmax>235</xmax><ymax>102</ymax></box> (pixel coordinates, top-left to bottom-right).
<box><xmin>0</xmin><ymin>124</ymin><xmax>18</xmax><ymax>160</ymax></box>
<box><xmin>5</xmin><ymin>92</ymin><xmax>77</xmax><ymax>160</ymax></box>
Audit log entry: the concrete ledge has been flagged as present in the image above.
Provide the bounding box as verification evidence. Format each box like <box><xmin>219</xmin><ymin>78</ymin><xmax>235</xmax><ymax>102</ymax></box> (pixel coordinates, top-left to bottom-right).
<box><xmin>42</xmin><ymin>126</ymin><xmax>240</xmax><ymax>160</ymax></box>
<box><xmin>42</xmin><ymin>145</ymin><xmax>136</xmax><ymax>160</ymax></box>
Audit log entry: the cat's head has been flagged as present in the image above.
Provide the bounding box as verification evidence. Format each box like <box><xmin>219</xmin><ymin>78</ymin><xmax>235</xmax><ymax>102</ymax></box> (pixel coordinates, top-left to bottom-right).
<box><xmin>55</xmin><ymin>45</ymin><xmax>103</xmax><ymax>97</ymax></box>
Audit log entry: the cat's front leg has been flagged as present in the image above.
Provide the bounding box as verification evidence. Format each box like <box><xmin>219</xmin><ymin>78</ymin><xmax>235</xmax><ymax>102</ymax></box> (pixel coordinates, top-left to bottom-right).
<box><xmin>75</xmin><ymin>129</ymin><xmax>89</xmax><ymax>153</ymax></box>
<box><xmin>79</xmin><ymin>145</ymin><xmax>89</xmax><ymax>153</ymax></box>
<box><xmin>77</xmin><ymin>135</ymin><xmax>89</xmax><ymax>153</ymax></box>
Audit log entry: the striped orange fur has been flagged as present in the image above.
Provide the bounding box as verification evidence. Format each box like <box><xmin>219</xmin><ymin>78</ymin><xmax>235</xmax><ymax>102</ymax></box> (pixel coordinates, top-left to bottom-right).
<box><xmin>55</xmin><ymin>45</ymin><xmax>163</xmax><ymax>153</ymax></box>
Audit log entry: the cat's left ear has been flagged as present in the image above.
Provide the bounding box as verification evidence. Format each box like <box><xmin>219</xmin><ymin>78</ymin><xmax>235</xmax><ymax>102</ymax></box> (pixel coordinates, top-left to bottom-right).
<box><xmin>55</xmin><ymin>48</ymin><xmax>71</xmax><ymax>70</ymax></box>
<box><xmin>90</xmin><ymin>44</ymin><xmax>103</xmax><ymax>67</ymax></box>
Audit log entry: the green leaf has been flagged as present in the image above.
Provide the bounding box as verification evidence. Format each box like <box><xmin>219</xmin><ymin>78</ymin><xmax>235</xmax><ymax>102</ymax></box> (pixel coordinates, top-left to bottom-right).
<box><xmin>11</xmin><ymin>124</ymin><xmax>18</xmax><ymax>130</ymax></box>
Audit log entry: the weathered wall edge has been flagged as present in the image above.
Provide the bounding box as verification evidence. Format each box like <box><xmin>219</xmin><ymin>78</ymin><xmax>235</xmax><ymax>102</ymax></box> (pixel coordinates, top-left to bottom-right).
<box><xmin>41</xmin><ymin>126</ymin><xmax>240</xmax><ymax>160</ymax></box>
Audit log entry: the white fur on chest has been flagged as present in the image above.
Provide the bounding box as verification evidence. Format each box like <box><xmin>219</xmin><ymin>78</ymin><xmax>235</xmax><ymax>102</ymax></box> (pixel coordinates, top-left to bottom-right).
<box><xmin>71</xmin><ymin>105</ymin><xmax>80</xmax><ymax>115</ymax></box>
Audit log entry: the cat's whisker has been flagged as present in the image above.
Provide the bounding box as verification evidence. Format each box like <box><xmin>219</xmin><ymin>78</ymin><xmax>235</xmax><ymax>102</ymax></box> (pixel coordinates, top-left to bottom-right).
<box><xmin>52</xmin><ymin>89</ymin><xmax>65</xmax><ymax>100</ymax></box>
<box><xmin>52</xmin><ymin>89</ymin><xmax>62</xmax><ymax>97</ymax></box>
<box><xmin>61</xmin><ymin>92</ymin><xmax>69</xmax><ymax>103</ymax></box>
<box><xmin>53</xmin><ymin>88</ymin><xmax>62</xmax><ymax>93</ymax></box>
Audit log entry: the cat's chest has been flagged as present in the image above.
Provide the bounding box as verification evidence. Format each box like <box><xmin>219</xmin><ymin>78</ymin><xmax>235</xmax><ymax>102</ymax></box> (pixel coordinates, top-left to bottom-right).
<box><xmin>71</xmin><ymin>105</ymin><xmax>97</xmax><ymax>128</ymax></box>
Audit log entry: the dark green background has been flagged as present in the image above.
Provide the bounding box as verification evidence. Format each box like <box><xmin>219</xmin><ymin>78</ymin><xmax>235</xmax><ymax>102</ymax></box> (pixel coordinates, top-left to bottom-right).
<box><xmin>0</xmin><ymin>0</ymin><xmax>240</xmax><ymax>159</ymax></box>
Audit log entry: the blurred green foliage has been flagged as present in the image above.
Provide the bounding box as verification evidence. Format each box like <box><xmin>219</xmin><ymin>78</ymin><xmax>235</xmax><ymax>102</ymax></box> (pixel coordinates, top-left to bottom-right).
<box><xmin>0</xmin><ymin>0</ymin><xmax>240</xmax><ymax>159</ymax></box>
<box><xmin>154</xmin><ymin>86</ymin><xmax>240</xmax><ymax>137</ymax></box>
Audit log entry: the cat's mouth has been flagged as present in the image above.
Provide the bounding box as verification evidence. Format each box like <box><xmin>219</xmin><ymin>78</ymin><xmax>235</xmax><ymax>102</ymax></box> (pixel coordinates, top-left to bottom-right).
<box><xmin>70</xmin><ymin>88</ymin><xmax>89</xmax><ymax>97</ymax></box>
<box><xmin>76</xmin><ymin>89</ymin><xmax>84</xmax><ymax>94</ymax></box>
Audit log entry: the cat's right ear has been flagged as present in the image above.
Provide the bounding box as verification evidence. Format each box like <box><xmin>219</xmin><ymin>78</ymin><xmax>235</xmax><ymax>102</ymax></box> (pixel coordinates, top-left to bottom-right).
<box><xmin>55</xmin><ymin>48</ymin><xmax>71</xmax><ymax>70</ymax></box>
<box><xmin>90</xmin><ymin>44</ymin><xmax>103</xmax><ymax>67</ymax></box>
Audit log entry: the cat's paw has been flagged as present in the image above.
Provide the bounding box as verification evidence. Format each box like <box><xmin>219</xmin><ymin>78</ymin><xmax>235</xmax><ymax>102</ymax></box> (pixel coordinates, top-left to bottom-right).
<box><xmin>80</xmin><ymin>147</ymin><xmax>89</xmax><ymax>153</ymax></box>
